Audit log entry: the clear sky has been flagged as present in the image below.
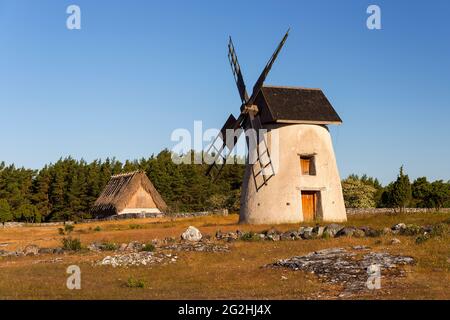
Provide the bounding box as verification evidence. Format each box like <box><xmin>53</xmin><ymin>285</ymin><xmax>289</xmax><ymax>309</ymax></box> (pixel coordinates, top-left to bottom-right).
<box><xmin>0</xmin><ymin>0</ymin><xmax>449</xmax><ymax>185</ymax></box>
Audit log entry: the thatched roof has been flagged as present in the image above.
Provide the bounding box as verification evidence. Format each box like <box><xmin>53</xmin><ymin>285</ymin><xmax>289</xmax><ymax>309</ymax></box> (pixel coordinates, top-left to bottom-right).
<box><xmin>91</xmin><ymin>171</ymin><xmax>168</xmax><ymax>216</ymax></box>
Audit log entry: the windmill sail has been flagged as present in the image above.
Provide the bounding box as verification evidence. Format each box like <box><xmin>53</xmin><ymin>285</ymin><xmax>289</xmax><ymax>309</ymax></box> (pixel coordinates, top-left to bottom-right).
<box><xmin>228</xmin><ymin>37</ymin><xmax>249</xmax><ymax>104</ymax></box>
<box><xmin>247</xmin><ymin>28</ymin><xmax>290</xmax><ymax>106</ymax></box>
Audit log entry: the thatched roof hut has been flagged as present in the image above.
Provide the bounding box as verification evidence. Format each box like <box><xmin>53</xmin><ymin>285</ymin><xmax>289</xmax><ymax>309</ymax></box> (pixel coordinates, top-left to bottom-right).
<box><xmin>91</xmin><ymin>171</ymin><xmax>168</xmax><ymax>217</ymax></box>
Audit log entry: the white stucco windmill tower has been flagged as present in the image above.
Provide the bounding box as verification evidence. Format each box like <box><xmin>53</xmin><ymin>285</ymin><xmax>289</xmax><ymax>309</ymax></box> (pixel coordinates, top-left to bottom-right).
<box><xmin>206</xmin><ymin>30</ymin><xmax>347</xmax><ymax>224</ymax></box>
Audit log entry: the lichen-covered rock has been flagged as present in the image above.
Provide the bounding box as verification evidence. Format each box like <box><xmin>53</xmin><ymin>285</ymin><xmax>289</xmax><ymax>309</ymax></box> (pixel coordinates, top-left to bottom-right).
<box><xmin>181</xmin><ymin>226</ymin><xmax>202</xmax><ymax>242</ymax></box>
<box><xmin>335</xmin><ymin>227</ymin><xmax>357</xmax><ymax>237</ymax></box>
<box><xmin>323</xmin><ymin>224</ymin><xmax>343</xmax><ymax>238</ymax></box>
<box><xmin>23</xmin><ymin>245</ymin><xmax>40</xmax><ymax>256</ymax></box>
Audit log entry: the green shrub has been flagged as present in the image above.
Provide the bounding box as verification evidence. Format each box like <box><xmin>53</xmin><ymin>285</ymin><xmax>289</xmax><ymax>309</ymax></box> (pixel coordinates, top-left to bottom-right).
<box><xmin>103</xmin><ymin>242</ymin><xmax>118</xmax><ymax>251</ymax></box>
<box><xmin>240</xmin><ymin>232</ymin><xmax>261</xmax><ymax>242</ymax></box>
<box><xmin>94</xmin><ymin>226</ymin><xmax>102</xmax><ymax>232</ymax></box>
<box><xmin>126</xmin><ymin>277</ymin><xmax>145</xmax><ymax>288</ymax></box>
<box><xmin>64</xmin><ymin>224</ymin><xmax>74</xmax><ymax>233</ymax></box>
<box><xmin>129</xmin><ymin>224</ymin><xmax>143</xmax><ymax>230</ymax></box>
<box><xmin>401</xmin><ymin>224</ymin><xmax>421</xmax><ymax>236</ymax></box>
<box><xmin>62</xmin><ymin>237</ymin><xmax>82</xmax><ymax>251</ymax></box>
<box><xmin>430</xmin><ymin>223</ymin><xmax>448</xmax><ymax>237</ymax></box>
<box><xmin>415</xmin><ymin>234</ymin><xmax>430</xmax><ymax>244</ymax></box>
<box><xmin>58</xmin><ymin>228</ymin><xmax>65</xmax><ymax>235</ymax></box>
<box><xmin>142</xmin><ymin>243</ymin><xmax>155</xmax><ymax>252</ymax></box>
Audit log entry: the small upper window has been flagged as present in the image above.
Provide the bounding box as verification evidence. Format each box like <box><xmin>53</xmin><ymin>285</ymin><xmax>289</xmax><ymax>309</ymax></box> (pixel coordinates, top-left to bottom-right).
<box><xmin>300</xmin><ymin>155</ymin><xmax>316</xmax><ymax>176</ymax></box>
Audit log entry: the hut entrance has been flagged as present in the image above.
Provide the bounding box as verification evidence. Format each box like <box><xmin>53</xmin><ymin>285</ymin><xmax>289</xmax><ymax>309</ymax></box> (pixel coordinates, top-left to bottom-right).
<box><xmin>301</xmin><ymin>191</ymin><xmax>318</xmax><ymax>222</ymax></box>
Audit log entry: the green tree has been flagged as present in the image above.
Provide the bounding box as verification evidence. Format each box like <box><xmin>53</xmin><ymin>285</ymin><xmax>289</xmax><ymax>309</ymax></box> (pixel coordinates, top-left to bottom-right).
<box><xmin>342</xmin><ymin>177</ymin><xmax>377</xmax><ymax>208</ymax></box>
<box><xmin>390</xmin><ymin>166</ymin><xmax>412</xmax><ymax>212</ymax></box>
<box><xmin>429</xmin><ymin>180</ymin><xmax>450</xmax><ymax>211</ymax></box>
<box><xmin>0</xmin><ymin>199</ymin><xmax>13</xmax><ymax>223</ymax></box>
<box><xmin>412</xmin><ymin>177</ymin><xmax>432</xmax><ymax>208</ymax></box>
<box><xmin>16</xmin><ymin>204</ymin><xmax>41</xmax><ymax>223</ymax></box>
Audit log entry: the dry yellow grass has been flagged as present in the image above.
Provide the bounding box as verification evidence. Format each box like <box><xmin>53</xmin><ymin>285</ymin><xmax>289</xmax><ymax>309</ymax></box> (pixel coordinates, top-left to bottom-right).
<box><xmin>0</xmin><ymin>212</ymin><xmax>449</xmax><ymax>300</ymax></box>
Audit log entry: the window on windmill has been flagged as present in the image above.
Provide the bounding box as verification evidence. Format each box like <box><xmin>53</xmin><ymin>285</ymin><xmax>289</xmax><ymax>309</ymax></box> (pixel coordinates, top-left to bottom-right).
<box><xmin>300</xmin><ymin>155</ymin><xmax>316</xmax><ymax>176</ymax></box>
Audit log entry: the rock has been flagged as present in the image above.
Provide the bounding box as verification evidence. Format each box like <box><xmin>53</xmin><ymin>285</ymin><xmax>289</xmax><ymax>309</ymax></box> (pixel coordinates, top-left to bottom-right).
<box><xmin>118</xmin><ymin>243</ymin><xmax>128</xmax><ymax>252</ymax></box>
<box><xmin>88</xmin><ymin>242</ymin><xmax>102</xmax><ymax>252</ymax></box>
<box><xmin>359</xmin><ymin>226</ymin><xmax>380</xmax><ymax>237</ymax></box>
<box><xmin>335</xmin><ymin>227</ymin><xmax>356</xmax><ymax>237</ymax></box>
<box><xmin>390</xmin><ymin>238</ymin><xmax>401</xmax><ymax>245</ymax></box>
<box><xmin>300</xmin><ymin>227</ymin><xmax>314</xmax><ymax>239</ymax></box>
<box><xmin>312</xmin><ymin>226</ymin><xmax>325</xmax><ymax>237</ymax></box>
<box><xmin>181</xmin><ymin>226</ymin><xmax>202</xmax><ymax>242</ymax></box>
<box><xmin>392</xmin><ymin>223</ymin><xmax>406</xmax><ymax>231</ymax></box>
<box><xmin>53</xmin><ymin>248</ymin><xmax>64</xmax><ymax>255</ymax></box>
<box><xmin>323</xmin><ymin>224</ymin><xmax>343</xmax><ymax>238</ymax></box>
<box><xmin>97</xmin><ymin>251</ymin><xmax>177</xmax><ymax>268</ymax></box>
<box><xmin>382</xmin><ymin>227</ymin><xmax>392</xmax><ymax>235</ymax></box>
<box><xmin>38</xmin><ymin>248</ymin><xmax>54</xmax><ymax>254</ymax></box>
<box><xmin>215</xmin><ymin>230</ymin><xmax>223</xmax><ymax>240</ymax></box>
<box><xmin>353</xmin><ymin>229</ymin><xmax>366</xmax><ymax>238</ymax></box>
<box><xmin>268</xmin><ymin>234</ymin><xmax>281</xmax><ymax>241</ymax></box>
<box><xmin>126</xmin><ymin>241</ymin><xmax>143</xmax><ymax>252</ymax></box>
<box><xmin>23</xmin><ymin>245</ymin><xmax>40</xmax><ymax>256</ymax></box>
<box><xmin>266</xmin><ymin>247</ymin><xmax>415</xmax><ymax>295</ymax></box>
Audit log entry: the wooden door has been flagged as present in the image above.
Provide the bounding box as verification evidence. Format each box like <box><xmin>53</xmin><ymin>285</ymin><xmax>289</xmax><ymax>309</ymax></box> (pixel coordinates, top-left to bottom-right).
<box><xmin>301</xmin><ymin>191</ymin><xmax>317</xmax><ymax>222</ymax></box>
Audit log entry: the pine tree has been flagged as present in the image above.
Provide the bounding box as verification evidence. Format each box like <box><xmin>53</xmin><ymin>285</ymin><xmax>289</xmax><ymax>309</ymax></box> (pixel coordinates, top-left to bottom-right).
<box><xmin>0</xmin><ymin>199</ymin><xmax>13</xmax><ymax>223</ymax></box>
<box><xmin>391</xmin><ymin>166</ymin><xmax>412</xmax><ymax>212</ymax></box>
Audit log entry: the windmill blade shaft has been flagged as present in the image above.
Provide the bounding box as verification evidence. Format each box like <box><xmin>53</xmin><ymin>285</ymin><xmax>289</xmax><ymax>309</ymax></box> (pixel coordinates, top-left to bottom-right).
<box><xmin>228</xmin><ymin>38</ymin><xmax>249</xmax><ymax>104</ymax></box>
<box><xmin>247</xmin><ymin>29</ymin><xmax>290</xmax><ymax>106</ymax></box>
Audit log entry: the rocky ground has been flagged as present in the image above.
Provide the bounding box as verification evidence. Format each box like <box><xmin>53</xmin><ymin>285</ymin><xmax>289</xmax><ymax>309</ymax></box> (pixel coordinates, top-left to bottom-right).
<box><xmin>265</xmin><ymin>246</ymin><xmax>415</xmax><ymax>298</ymax></box>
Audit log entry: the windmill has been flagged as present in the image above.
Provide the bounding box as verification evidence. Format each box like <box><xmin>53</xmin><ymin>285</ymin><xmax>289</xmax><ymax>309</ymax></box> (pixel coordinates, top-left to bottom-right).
<box><xmin>206</xmin><ymin>30</ymin><xmax>347</xmax><ymax>225</ymax></box>
<box><xmin>206</xmin><ymin>29</ymin><xmax>289</xmax><ymax>189</ymax></box>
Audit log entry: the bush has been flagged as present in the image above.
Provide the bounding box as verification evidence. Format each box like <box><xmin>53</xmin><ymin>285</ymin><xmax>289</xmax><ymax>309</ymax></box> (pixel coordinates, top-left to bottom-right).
<box><xmin>415</xmin><ymin>234</ymin><xmax>430</xmax><ymax>244</ymax></box>
<box><xmin>62</xmin><ymin>237</ymin><xmax>82</xmax><ymax>251</ymax></box>
<box><xmin>126</xmin><ymin>277</ymin><xmax>145</xmax><ymax>288</ymax></box>
<box><xmin>240</xmin><ymin>232</ymin><xmax>261</xmax><ymax>242</ymax></box>
<box><xmin>94</xmin><ymin>226</ymin><xmax>102</xmax><ymax>232</ymax></box>
<box><xmin>64</xmin><ymin>224</ymin><xmax>74</xmax><ymax>233</ymax></box>
<box><xmin>102</xmin><ymin>242</ymin><xmax>118</xmax><ymax>251</ymax></box>
<box><xmin>58</xmin><ymin>228</ymin><xmax>65</xmax><ymax>235</ymax></box>
<box><xmin>142</xmin><ymin>243</ymin><xmax>155</xmax><ymax>252</ymax></box>
<box><xmin>429</xmin><ymin>223</ymin><xmax>448</xmax><ymax>237</ymax></box>
<box><xmin>401</xmin><ymin>224</ymin><xmax>422</xmax><ymax>236</ymax></box>
<box><xmin>129</xmin><ymin>224</ymin><xmax>143</xmax><ymax>230</ymax></box>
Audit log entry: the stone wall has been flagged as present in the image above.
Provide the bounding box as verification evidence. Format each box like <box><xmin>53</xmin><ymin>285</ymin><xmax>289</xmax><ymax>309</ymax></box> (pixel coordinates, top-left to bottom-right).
<box><xmin>346</xmin><ymin>208</ymin><xmax>450</xmax><ymax>215</ymax></box>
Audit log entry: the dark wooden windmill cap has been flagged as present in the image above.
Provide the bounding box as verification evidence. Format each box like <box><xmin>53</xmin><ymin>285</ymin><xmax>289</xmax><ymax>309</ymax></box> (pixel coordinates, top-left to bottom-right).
<box><xmin>254</xmin><ymin>85</ymin><xmax>343</xmax><ymax>125</ymax></box>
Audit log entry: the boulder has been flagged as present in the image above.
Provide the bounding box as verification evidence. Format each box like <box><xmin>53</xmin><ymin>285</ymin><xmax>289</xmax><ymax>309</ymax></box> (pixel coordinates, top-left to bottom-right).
<box><xmin>392</xmin><ymin>223</ymin><xmax>406</xmax><ymax>232</ymax></box>
<box><xmin>335</xmin><ymin>227</ymin><xmax>357</xmax><ymax>237</ymax></box>
<box><xmin>126</xmin><ymin>241</ymin><xmax>143</xmax><ymax>251</ymax></box>
<box><xmin>300</xmin><ymin>227</ymin><xmax>314</xmax><ymax>239</ymax></box>
<box><xmin>312</xmin><ymin>226</ymin><xmax>325</xmax><ymax>237</ymax></box>
<box><xmin>53</xmin><ymin>248</ymin><xmax>64</xmax><ymax>255</ymax></box>
<box><xmin>38</xmin><ymin>248</ymin><xmax>54</xmax><ymax>254</ymax></box>
<box><xmin>359</xmin><ymin>226</ymin><xmax>380</xmax><ymax>237</ymax></box>
<box><xmin>323</xmin><ymin>224</ymin><xmax>344</xmax><ymax>238</ymax></box>
<box><xmin>382</xmin><ymin>227</ymin><xmax>392</xmax><ymax>235</ymax></box>
<box><xmin>181</xmin><ymin>226</ymin><xmax>202</xmax><ymax>242</ymax></box>
<box><xmin>280</xmin><ymin>232</ymin><xmax>293</xmax><ymax>241</ymax></box>
<box><xmin>390</xmin><ymin>238</ymin><xmax>401</xmax><ymax>245</ymax></box>
<box><xmin>23</xmin><ymin>244</ymin><xmax>40</xmax><ymax>256</ymax></box>
<box><xmin>353</xmin><ymin>229</ymin><xmax>366</xmax><ymax>238</ymax></box>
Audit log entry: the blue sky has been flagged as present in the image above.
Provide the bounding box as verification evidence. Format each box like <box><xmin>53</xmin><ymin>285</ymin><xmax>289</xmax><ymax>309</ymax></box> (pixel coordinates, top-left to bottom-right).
<box><xmin>0</xmin><ymin>0</ymin><xmax>449</xmax><ymax>184</ymax></box>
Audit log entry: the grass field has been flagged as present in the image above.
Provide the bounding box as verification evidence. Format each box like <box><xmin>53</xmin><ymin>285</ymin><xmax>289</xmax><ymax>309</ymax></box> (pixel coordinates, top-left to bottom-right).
<box><xmin>0</xmin><ymin>212</ymin><xmax>449</xmax><ymax>300</ymax></box>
